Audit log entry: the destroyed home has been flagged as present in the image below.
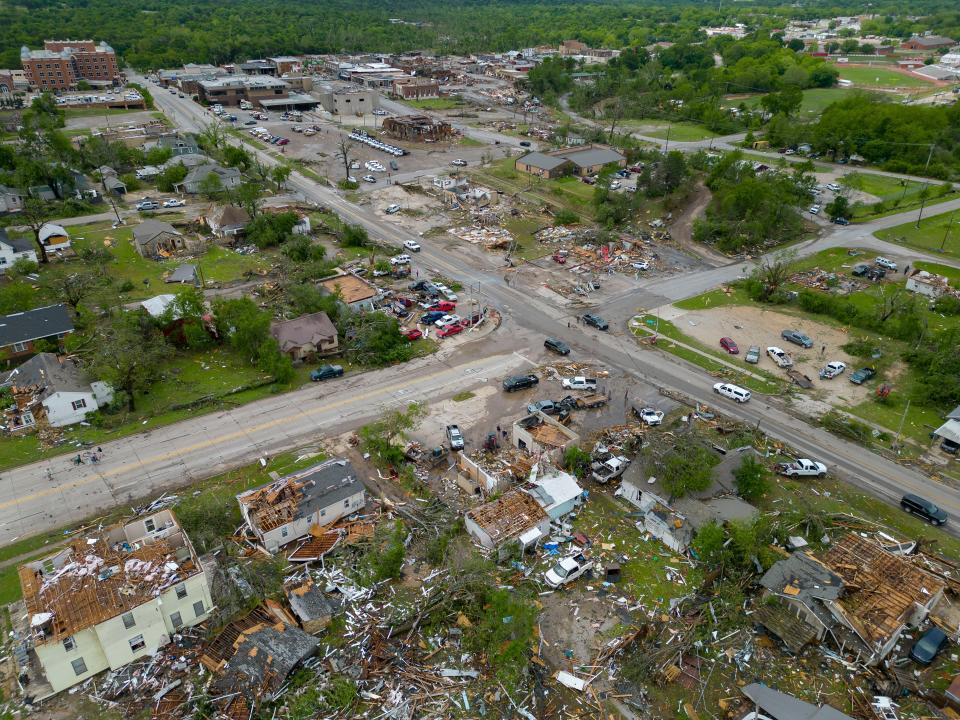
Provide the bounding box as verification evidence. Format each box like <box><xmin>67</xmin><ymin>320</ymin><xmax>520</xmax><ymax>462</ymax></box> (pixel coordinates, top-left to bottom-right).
<box><xmin>18</xmin><ymin>509</ymin><xmax>212</xmax><ymax>697</ymax></box>
<box><xmin>132</xmin><ymin>219</ymin><xmax>185</xmax><ymax>259</ymax></box>
<box><xmin>0</xmin><ymin>303</ymin><xmax>74</xmax><ymax>361</ymax></box>
<box><xmin>464</xmin><ymin>489</ymin><xmax>550</xmax><ymax>551</ymax></box>
<box><xmin>0</xmin><ymin>228</ymin><xmax>38</xmax><ymax>271</ymax></box>
<box><xmin>269</xmin><ymin>311</ymin><xmax>339</xmax><ymax>362</ymax></box>
<box><xmin>201</xmin><ymin>601</ymin><xmax>319</xmax><ymax>718</ymax></box>
<box><xmin>237</xmin><ymin>459</ymin><xmax>367</xmax><ymax>553</ymax></box>
<box><xmin>285</xmin><ymin>578</ymin><xmax>342</xmax><ymax>633</ymax></box>
<box><xmin>382</xmin><ymin>115</ymin><xmax>453</xmax><ymax>141</ymax></box>
<box><xmin>623</xmin><ymin>488</ymin><xmax>694</xmax><ymax>552</ymax></box>
<box><xmin>740</xmin><ymin>682</ymin><xmax>856</xmax><ymax>720</ymax></box>
<box><xmin>317</xmin><ymin>270</ymin><xmax>382</xmax><ymax>312</ymax></box>
<box><xmin>905</xmin><ymin>269</ymin><xmax>950</xmax><ymax>298</ymax></box>
<box><xmin>38</xmin><ymin>222</ymin><xmax>71</xmax><ymax>252</ymax></box>
<box><xmin>164</xmin><ymin>263</ymin><xmax>200</xmax><ymax>285</ymax></box>
<box><xmin>174</xmin><ymin>162</ymin><xmax>242</xmax><ymax>194</ymax></box>
<box><xmin>759</xmin><ymin>533</ymin><xmax>946</xmax><ymax>665</ymax></box>
<box><xmin>513</xmin><ymin>411</ymin><xmax>580</xmax><ymax>457</ymax></box>
<box><xmin>1</xmin><ymin>352</ymin><xmax>113</xmax><ymax>430</ymax></box>
<box><xmin>524</xmin><ymin>470</ymin><xmax>585</xmax><ymax>521</ymax></box>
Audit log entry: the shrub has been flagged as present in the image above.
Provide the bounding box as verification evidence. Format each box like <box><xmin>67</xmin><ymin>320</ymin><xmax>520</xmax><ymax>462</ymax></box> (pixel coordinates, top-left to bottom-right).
<box><xmin>733</xmin><ymin>454</ymin><xmax>770</xmax><ymax>502</ymax></box>
<box><xmin>337</xmin><ymin>179</ymin><xmax>360</xmax><ymax>190</ymax></box>
<box><xmin>554</xmin><ymin>208</ymin><xmax>578</xmax><ymax>225</ymax></box>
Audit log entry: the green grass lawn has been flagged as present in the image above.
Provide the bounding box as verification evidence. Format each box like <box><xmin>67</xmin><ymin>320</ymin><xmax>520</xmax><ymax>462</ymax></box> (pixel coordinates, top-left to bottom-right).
<box><xmin>405</xmin><ymin>97</ymin><xmax>463</xmax><ymax>110</ymax></box>
<box><xmin>503</xmin><ymin>216</ymin><xmax>551</xmax><ymax>260</ymax></box>
<box><xmin>472</xmin><ymin>158</ymin><xmax>596</xmax><ymax>218</ymax></box>
<box><xmin>875</xmin><ymin>208</ymin><xmax>960</xmax><ymax>259</ymax></box>
<box><xmin>64</xmin><ymin>107</ymin><xmax>148</xmax><ymax>119</ymax></box>
<box><xmin>625</xmin><ymin>121</ymin><xmax>720</xmax><ymax>141</ymax></box>
<box><xmin>724</xmin><ymin>88</ymin><xmax>874</xmax><ymax>118</ymax></box>
<box><xmin>673</xmin><ymin>285</ymin><xmax>753</xmax><ymax>311</ymax></box>
<box><xmin>834</xmin><ymin>64</ymin><xmax>933</xmax><ymax>89</ymax></box>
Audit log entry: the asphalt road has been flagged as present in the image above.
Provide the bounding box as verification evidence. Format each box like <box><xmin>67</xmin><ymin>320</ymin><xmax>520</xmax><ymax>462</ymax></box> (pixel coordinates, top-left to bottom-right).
<box><xmin>3</xmin><ymin>81</ymin><xmax>958</xmax><ymax>546</ymax></box>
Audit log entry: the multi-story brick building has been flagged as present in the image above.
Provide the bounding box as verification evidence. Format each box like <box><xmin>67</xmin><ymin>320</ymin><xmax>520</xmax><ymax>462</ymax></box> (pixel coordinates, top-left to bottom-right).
<box><xmin>21</xmin><ymin>40</ymin><xmax>120</xmax><ymax>91</ymax></box>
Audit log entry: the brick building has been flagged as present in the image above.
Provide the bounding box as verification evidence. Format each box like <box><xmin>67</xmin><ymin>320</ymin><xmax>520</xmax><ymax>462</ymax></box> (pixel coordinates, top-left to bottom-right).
<box><xmin>21</xmin><ymin>40</ymin><xmax>119</xmax><ymax>91</ymax></box>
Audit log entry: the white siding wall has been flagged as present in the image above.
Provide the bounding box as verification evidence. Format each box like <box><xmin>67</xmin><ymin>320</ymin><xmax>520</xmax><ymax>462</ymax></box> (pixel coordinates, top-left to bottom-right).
<box><xmin>44</xmin><ymin>391</ymin><xmax>97</xmax><ymax>427</ymax></box>
<box><xmin>158</xmin><ymin>571</ymin><xmax>214</xmax><ymax>634</ymax></box>
<box><xmin>93</xmin><ymin>600</ymin><xmax>169</xmax><ymax>670</ymax></box>
<box><xmin>261</xmin><ymin>490</ymin><xmax>366</xmax><ymax>552</ymax></box>
<box><xmin>34</xmin><ymin>626</ymin><xmax>109</xmax><ymax>694</ymax></box>
<box><xmin>0</xmin><ymin>243</ymin><xmax>37</xmax><ymax>272</ymax></box>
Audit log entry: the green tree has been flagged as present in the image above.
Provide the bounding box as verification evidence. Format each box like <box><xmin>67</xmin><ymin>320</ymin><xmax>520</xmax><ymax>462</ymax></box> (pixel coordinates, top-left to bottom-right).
<box><xmin>271</xmin><ymin>164</ymin><xmax>291</xmax><ymax>190</ymax></box>
<box><xmin>341</xmin><ymin>224</ymin><xmax>369</xmax><ymax>248</ymax></box>
<box><xmin>733</xmin><ymin>455</ymin><xmax>770</xmax><ymax>502</ymax></box>
<box><xmin>88</xmin><ymin>312</ymin><xmax>171</xmax><ymax>411</ymax></box>
<box><xmin>246</xmin><ymin>211</ymin><xmax>299</xmax><ymax>248</ymax></box>
<box><xmin>232</xmin><ymin>181</ymin><xmax>264</xmax><ymax>218</ymax></box>
<box><xmin>222</xmin><ymin>146</ymin><xmax>252</xmax><ymax>171</ymax></box>
<box><xmin>825</xmin><ymin>195</ymin><xmax>850</xmax><ymax>220</ymax></box>
<box><xmin>358</xmin><ymin>402</ymin><xmax>425</xmax><ymax>468</ymax></box>
<box><xmin>660</xmin><ymin>445</ymin><xmax>719</xmax><ymax>499</ymax></box>
<box><xmin>563</xmin><ymin>446</ymin><xmax>592</xmax><ymax>480</ymax></box>
<box><xmin>198</xmin><ymin>170</ymin><xmax>224</xmax><ymax>200</ymax></box>
<box><xmin>51</xmin><ymin>271</ymin><xmax>98</xmax><ymax>310</ymax></box>
<box><xmin>156</xmin><ymin>163</ymin><xmax>188</xmax><ymax>193</ymax></box>
<box><xmin>0</xmin><ymin>282</ymin><xmax>36</xmax><ymax>314</ymax></box>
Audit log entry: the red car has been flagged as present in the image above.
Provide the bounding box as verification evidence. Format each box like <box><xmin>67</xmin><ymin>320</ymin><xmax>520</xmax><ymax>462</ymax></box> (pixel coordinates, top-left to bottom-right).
<box><xmin>437</xmin><ymin>323</ymin><xmax>464</xmax><ymax>338</ymax></box>
<box><xmin>720</xmin><ymin>337</ymin><xmax>739</xmax><ymax>354</ymax></box>
<box><xmin>428</xmin><ymin>301</ymin><xmax>456</xmax><ymax>312</ymax></box>
<box><xmin>402</xmin><ymin>328</ymin><xmax>423</xmax><ymax>341</ymax></box>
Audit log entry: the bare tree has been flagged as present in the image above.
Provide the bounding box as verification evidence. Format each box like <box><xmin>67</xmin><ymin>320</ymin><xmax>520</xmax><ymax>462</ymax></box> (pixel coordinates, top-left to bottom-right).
<box><xmin>606</xmin><ymin>97</ymin><xmax>625</xmax><ymax>144</ymax></box>
<box><xmin>335</xmin><ymin>136</ymin><xmax>354</xmax><ymax>179</ymax></box>
<box><xmin>20</xmin><ymin>198</ymin><xmax>52</xmax><ymax>263</ymax></box>
<box><xmin>199</xmin><ymin>121</ymin><xmax>227</xmax><ymax>152</ymax></box>
<box><xmin>752</xmin><ymin>250</ymin><xmax>796</xmax><ymax>302</ymax></box>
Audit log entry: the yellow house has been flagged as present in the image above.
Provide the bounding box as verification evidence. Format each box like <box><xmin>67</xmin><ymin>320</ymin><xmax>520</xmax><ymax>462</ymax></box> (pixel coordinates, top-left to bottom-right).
<box><xmin>19</xmin><ymin>509</ymin><xmax>213</xmax><ymax>697</ymax></box>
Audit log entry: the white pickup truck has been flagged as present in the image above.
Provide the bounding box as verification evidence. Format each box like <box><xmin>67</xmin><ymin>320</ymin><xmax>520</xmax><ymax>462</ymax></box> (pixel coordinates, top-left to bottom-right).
<box><xmin>446</xmin><ymin>424</ymin><xmax>464</xmax><ymax>450</ymax></box>
<box><xmin>766</xmin><ymin>346</ymin><xmax>794</xmax><ymax>368</ymax></box>
<box><xmin>562</xmin><ymin>376</ymin><xmax>598</xmax><ymax>391</ymax></box>
<box><xmin>544</xmin><ymin>554</ymin><xmax>595</xmax><ymax>588</ymax></box>
<box><xmin>591</xmin><ymin>455</ymin><xmax>630</xmax><ymax>484</ymax></box>
<box><xmin>775</xmin><ymin>459</ymin><xmax>827</xmax><ymax>478</ymax></box>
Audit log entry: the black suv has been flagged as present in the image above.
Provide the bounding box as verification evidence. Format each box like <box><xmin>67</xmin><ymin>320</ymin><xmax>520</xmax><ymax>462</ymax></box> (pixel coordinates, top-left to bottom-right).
<box><xmin>901</xmin><ymin>493</ymin><xmax>948</xmax><ymax>526</ymax></box>
<box><xmin>503</xmin><ymin>374</ymin><xmax>539</xmax><ymax>392</ymax></box>
<box><xmin>581</xmin><ymin>313</ymin><xmax>609</xmax><ymax>331</ymax></box>
<box><xmin>544</xmin><ymin>338</ymin><xmax>571</xmax><ymax>355</ymax></box>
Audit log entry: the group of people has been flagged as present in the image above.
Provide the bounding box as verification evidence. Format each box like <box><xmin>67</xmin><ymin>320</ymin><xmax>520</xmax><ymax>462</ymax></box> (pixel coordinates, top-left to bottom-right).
<box><xmin>72</xmin><ymin>447</ymin><xmax>105</xmax><ymax>466</ymax></box>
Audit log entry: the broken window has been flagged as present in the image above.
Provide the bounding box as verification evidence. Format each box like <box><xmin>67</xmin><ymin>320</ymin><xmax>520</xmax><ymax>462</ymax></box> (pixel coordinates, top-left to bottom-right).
<box><xmin>129</xmin><ymin>634</ymin><xmax>145</xmax><ymax>653</ymax></box>
<box><xmin>144</xmin><ymin>518</ymin><xmax>155</xmax><ymax>533</ymax></box>
<box><xmin>71</xmin><ymin>398</ymin><xmax>87</xmax><ymax>411</ymax></box>
<box><xmin>343</xmin><ymin>499</ymin><xmax>350</xmax><ymax>508</ymax></box>
<box><xmin>62</xmin><ymin>636</ymin><xmax>75</xmax><ymax>652</ymax></box>
<box><xmin>71</xmin><ymin>657</ymin><xmax>87</xmax><ymax>676</ymax></box>
<box><xmin>193</xmin><ymin>600</ymin><xmax>205</xmax><ymax>618</ymax></box>
<box><xmin>175</xmin><ymin>583</ymin><xmax>187</xmax><ymax>599</ymax></box>
<box><xmin>12</xmin><ymin>342</ymin><xmax>27</xmax><ymax>353</ymax></box>
<box><xmin>170</xmin><ymin>612</ymin><xmax>183</xmax><ymax>629</ymax></box>
<box><xmin>122</xmin><ymin>612</ymin><xmax>135</xmax><ymax>629</ymax></box>
<box><xmin>281</xmin><ymin>527</ymin><xmax>288</xmax><ymax>537</ymax></box>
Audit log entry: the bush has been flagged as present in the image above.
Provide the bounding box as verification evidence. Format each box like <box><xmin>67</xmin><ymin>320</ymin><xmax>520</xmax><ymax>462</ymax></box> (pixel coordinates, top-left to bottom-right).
<box><xmin>563</xmin><ymin>446</ymin><xmax>592</xmax><ymax>480</ymax></box>
<box><xmin>118</xmin><ymin>279</ymin><xmax>135</xmax><ymax>293</ymax></box>
<box><xmin>934</xmin><ymin>295</ymin><xmax>960</xmax><ymax>316</ymax></box>
<box><xmin>337</xmin><ymin>179</ymin><xmax>360</xmax><ymax>190</ymax></box>
<box><xmin>9</xmin><ymin>257</ymin><xmax>38</xmax><ymax>276</ymax></box>
<box><xmin>120</xmin><ymin>173</ymin><xmax>142</xmax><ymax>192</ymax></box>
<box><xmin>341</xmin><ymin>224</ymin><xmax>368</xmax><ymax>247</ymax></box>
<box><xmin>373</xmin><ymin>520</ymin><xmax>407</xmax><ymax>581</ymax></box>
<box><xmin>841</xmin><ymin>338</ymin><xmax>876</xmax><ymax>357</ymax></box>
<box><xmin>554</xmin><ymin>208</ymin><xmax>579</xmax><ymax>225</ymax></box>
<box><xmin>733</xmin><ymin>454</ymin><xmax>770</xmax><ymax>502</ymax></box>
<box><xmin>282</xmin><ymin>236</ymin><xmax>326</xmax><ymax>262</ymax></box>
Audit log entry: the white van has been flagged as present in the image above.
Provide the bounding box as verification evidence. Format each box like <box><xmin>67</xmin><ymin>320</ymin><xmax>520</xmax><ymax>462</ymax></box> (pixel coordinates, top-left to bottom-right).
<box><xmin>713</xmin><ymin>383</ymin><xmax>751</xmax><ymax>403</ymax></box>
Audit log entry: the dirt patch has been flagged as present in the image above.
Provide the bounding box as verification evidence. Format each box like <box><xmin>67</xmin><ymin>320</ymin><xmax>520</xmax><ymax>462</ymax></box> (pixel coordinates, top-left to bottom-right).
<box><xmin>667</xmin><ymin>182</ymin><xmax>727</xmax><ymax>266</ymax></box>
<box><xmin>674</xmin><ymin>305</ymin><xmax>875</xmax><ymax>406</ymax></box>
<box><xmin>539</xmin><ymin>588</ymin><xmax>624</xmax><ymax>670</ymax></box>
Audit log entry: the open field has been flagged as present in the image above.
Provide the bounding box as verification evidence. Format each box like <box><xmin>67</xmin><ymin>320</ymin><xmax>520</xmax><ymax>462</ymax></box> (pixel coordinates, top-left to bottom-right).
<box><xmin>875</xmin><ymin>208</ymin><xmax>960</xmax><ymax>259</ymax></box>
<box><xmin>621</xmin><ymin>120</ymin><xmax>720</xmax><ymax>141</ymax></box>
<box><xmin>834</xmin><ymin>64</ymin><xmax>934</xmax><ymax>89</ymax></box>
<box><xmin>724</xmin><ymin>87</ymin><xmax>871</xmax><ymax>117</ymax></box>
<box><xmin>405</xmin><ymin>97</ymin><xmax>464</xmax><ymax>110</ymax></box>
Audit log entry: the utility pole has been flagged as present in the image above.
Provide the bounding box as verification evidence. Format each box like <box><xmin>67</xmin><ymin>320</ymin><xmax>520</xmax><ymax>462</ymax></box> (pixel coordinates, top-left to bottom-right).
<box><xmin>940</xmin><ymin>209</ymin><xmax>958</xmax><ymax>253</ymax></box>
<box><xmin>664</xmin><ymin>125</ymin><xmax>671</xmax><ymax>154</ymax></box>
<box><xmin>915</xmin><ymin>142</ymin><xmax>936</xmax><ymax>228</ymax></box>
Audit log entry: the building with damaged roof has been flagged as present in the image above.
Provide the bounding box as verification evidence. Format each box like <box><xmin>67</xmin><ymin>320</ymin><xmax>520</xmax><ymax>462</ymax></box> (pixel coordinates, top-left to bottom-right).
<box><xmin>285</xmin><ymin>578</ymin><xmax>342</xmax><ymax>633</ymax></box>
<box><xmin>757</xmin><ymin>534</ymin><xmax>945</xmax><ymax>664</ymax></box>
<box><xmin>18</xmin><ymin>509</ymin><xmax>212</xmax><ymax>697</ymax></box>
<box><xmin>464</xmin><ymin>489</ymin><xmax>550</xmax><ymax>551</ymax></box>
<box><xmin>237</xmin><ymin>459</ymin><xmax>366</xmax><ymax>553</ymax></box>
<box><xmin>513</xmin><ymin>411</ymin><xmax>580</xmax><ymax>458</ymax></box>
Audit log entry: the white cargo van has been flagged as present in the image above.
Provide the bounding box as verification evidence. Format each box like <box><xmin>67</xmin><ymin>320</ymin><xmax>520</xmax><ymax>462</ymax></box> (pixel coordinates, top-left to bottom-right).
<box><xmin>712</xmin><ymin>383</ymin><xmax>751</xmax><ymax>403</ymax></box>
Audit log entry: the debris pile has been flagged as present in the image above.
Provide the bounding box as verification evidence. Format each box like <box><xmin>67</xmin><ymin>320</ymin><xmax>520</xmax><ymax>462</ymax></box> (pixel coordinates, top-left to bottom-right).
<box><xmin>447</xmin><ymin>225</ymin><xmax>514</xmax><ymax>248</ymax></box>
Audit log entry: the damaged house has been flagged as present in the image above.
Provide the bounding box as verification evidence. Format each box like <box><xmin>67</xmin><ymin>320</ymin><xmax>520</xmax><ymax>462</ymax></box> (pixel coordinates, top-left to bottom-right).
<box><xmin>18</xmin><ymin>509</ymin><xmax>213</xmax><ymax>698</ymax></box>
<box><xmin>464</xmin><ymin>489</ymin><xmax>550</xmax><ymax>552</ymax></box>
<box><xmin>382</xmin><ymin>114</ymin><xmax>452</xmax><ymax>141</ymax></box>
<box><xmin>513</xmin><ymin>411</ymin><xmax>580</xmax><ymax>458</ymax></box>
<box><xmin>285</xmin><ymin>578</ymin><xmax>342</xmax><ymax>633</ymax></box>
<box><xmin>237</xmin><ymin>459</ymin><xmax>367</xmax><ymax>554</ymax></box>
<box><xmin>758</xmin><ymin>533</ymin><xmax>946</xmax><ymax>665</ymax></box>
<box><xmin>201</xmin><ymin>600</ymin><xmax>319</xmax><ymax>719</ymax></box>
<box><xmin>1</xmin><ymin>352</ymin><xmax>113</xmax><ymax>431</ymax></box>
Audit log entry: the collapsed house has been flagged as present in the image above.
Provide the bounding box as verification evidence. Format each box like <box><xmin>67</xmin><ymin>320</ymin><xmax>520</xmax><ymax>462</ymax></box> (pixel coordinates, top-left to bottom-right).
<box><xmin>739</xmin><ymin>682</ymin><xmax>855</xmax><ymax>720</ymax></box>
<box><xmin>465</xmin><ymin>489</ymin><xmax>550</xmax><ymax>551</ymax></box>
<box><xmin>382</xmin><ymin>114</ymin><xmax>452</xmax><ymax>141</ymax></box>
<box><xmin>285</xmin><ymin>578</ymin><xmax>342</xmax><ymax>633</ymax></box>
<box><xmin>237</xmin><ymin>459</ymin><xmax>367</xmax><ymax>554</ymax></box>
<box><xmin>18</xmin><ymin>510</ymin><xmax>213</xmax><ymax>698</ymax></box>
<box><xmin>1</xmin><ymin>352</ymin><xmax>113</xmax><ymax>431</ymax></box>
<box><xmin>201</xmin><ymin>601</ymin><xmax>319</xmax><ymax>719</ymax></box>
<box><xmin>758</xmin><ymin>533</ymin><xmax>946</xmax><ymax>665</ymax></box>
<box><xmin>513</xmin><ymin>411</ymin><xmax>580</xmax><ymax>458</ymax></box>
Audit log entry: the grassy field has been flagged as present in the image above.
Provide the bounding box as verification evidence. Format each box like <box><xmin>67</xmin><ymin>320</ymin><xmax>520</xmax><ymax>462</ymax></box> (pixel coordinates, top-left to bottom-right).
<box><xmin>64</xmin><ymin>107</ymin><xmax>148</xmax><ymax>119</ymax></box>
<box><xmin>471</xmin><ymin>158</ymin><xmax>596</xmax><ymax>217</ymax></box>
<box><xmin>405</xmin><ymin>97</ymin><xmax>463</xmax><ymax>110</ymax></box>
<box><xmin>875</xmin><ymin>207</ymin><xmax>960</xmax><ymax>258</ymax></box>
<box><xmin>724</xmin><ymin>88</ymin><xmax>868</xmax><ymax>118</ymax></box>
<box><xmin>623</xmin><ymin>120</ymin><xmax>720</xmax><ymax>141</ymax></box>
<box><xmin>834</xmin><ymin>64</ymin><xmax>933</xmax><ymax>89</ymax></box>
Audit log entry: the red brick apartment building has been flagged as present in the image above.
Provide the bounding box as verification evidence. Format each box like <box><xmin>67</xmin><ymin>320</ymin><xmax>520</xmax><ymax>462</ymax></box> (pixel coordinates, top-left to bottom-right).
<box><xmin>21</xmin><ymin>40</ymin><xmax>120</xmax><ymax>91</ymax></box>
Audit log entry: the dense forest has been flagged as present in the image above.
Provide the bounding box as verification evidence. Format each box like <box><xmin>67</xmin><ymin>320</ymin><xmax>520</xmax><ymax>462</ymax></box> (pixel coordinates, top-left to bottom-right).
<box><xmin>2</xmin><ymin>0</ymin><xmax>960</xmax><ymax>70</ymax></box>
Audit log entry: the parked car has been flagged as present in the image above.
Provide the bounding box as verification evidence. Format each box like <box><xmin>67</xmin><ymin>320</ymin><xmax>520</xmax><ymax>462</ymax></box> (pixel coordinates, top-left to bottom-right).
<box><xmin>636</xmin><ymin>407</ymin><xmax>664</xmax><ymax>426</ymax></box>
<box><xmin>562</xmin><ymin>376</ymin><xmax>598</xmax><ymax>391</ymax></box>
<box><xmin>833</xmin><ymin>217</ymin><xmax>850</xmax><ymax>225</ymax></box>
<box><xmin>390</xmin><ymin>160</ymin><xmax>399</xmax><ymax>170</ymax></box>
<box><xmin>766</xmin><ymin>346</ymin><xmax>793</xmax><ymax>368</ymax></box>
<box><xmin>910</xmin><ymin>627</ymin><xmax>948</xmax><ymax>665</ymax></box>
<box><xmin>544</xmin><ymin>554</ymin><xmax>594</xmax><ymax>589</ymax></box>
<box><xmin>808</xmin><ymin>205</ymin><xmax>821</xmax><ymax>215</ymax></box>
<box><xmin>446</xmin><ymin>424</ymin><xmax>465</xmax><ymax>450</ymax></box>
<box><xmin>819</xmin><ymin>361</ymin><xmax>846</xmax><ymax>379</ymax></box>
<box><xmin>362</xmin><ymin>175</ymin><xmax>377</xmax><ymax>183</ymax></box>
<box><xmin>544</xmin><ymin>337</ymin><xmax>571</xmax><ymax>355</ymax></box>
<box><xmin>503</xmin><ymin>374</ymin><xmax>539</xmax><ymax>392</ymax></box>
<box><xmin>420</xmin><ymin>311</ymin><xmax>446</xmax><ymax>325</ymax></box>
<box><xmin>527</xmin><ymin>400</ymin><xmax>558</xmax><ymax>415</ymax></box>
<box><xmin>713</xmin><ymin>382</ymin><xmax>751</xmax><ymax>403</ymax></box>
<box><xmin>581</xmin><ymin>313</ymin><xmax>608</xmax><ymax>331</ymax></box>
<box><xmin>941</xmin><ymin>437</ymin><xmax>960</xmax><ymax>455</ymax></box>
<box><xmin>875</xmin><ymin>256</ymin><xmax>898</xmax><ymax>271</ymax></box>
<box><xmin>775</xmin><ymin>459</ymin><xmax>827</xmax><ymax>478</ymax></box>
<box><xmin>781</xmin><ymin>329</ymin><xmax>813</xmax><ymax>348</ymax></box>
<box><xmin>402</xmin><ymin>328</ymin><xmax>423</xmax><ymax>341</ymax></box>
<box><xmin>901</xmin><ymin>493</ymin><xmax>947</xmax><ymax>526</ymax></box>
<box><xmin>428</xmin><ymin>301</ymin><xmax>456</xmax><ymax>313</ymax></box>
<box><xmin>403</xmin><ymin>240</ymin><xmax>421</xmax><ymax>252</ymax></box>
<box><xmin>310</xmin><ymin>364</ymin><xmax>344</xmax><ymax>381</ymax></box>
<box><xmin>390</xmin><ymin>254</ymin><xmax>412</xmax><ymax>265</ymax></box>
<box><xmin>162</xmin><ymin>198</ymin><xmax>186</xmax><ymax>208</ymax></box>
<box><xmin>135</xmin><ymin>199</ymin><xmax>160</xmax><ymax>211</ymax></box>
<box><xmin>451</xmin><ymin>159</ymin><xmax>468</xmax><ymax>167</ymax></box>
<box><xmin>385</xmin><ymin>204</ymin><xmax>402</xmax><ymax>214</ymax></box>
<box><xmin>277</xmin><ymin>138</ymin><xmax>289</xmax><ymax>146</ymax></box>
<box><xmin>849</xmin><ymin>367</ymin><xmax>876</xmax><ymax>385</ymax></box>
<box><xmin>827</xmin><ymin>183</ymin><xmax>841</xmax><ymax>192</ymax></box>
<box><xmin>744</xmin><ymin>346</ymin><xmax>760</xmax><ymax>364</ymax></box>
<box><xmin>519</xmin><ymin>140</ymin><xmax>532</xmax><ymax>147</ymax></box>
<box><xmin>720</xmin><ymin>337</ymin><xmax>739</xmax><ymax>354</ymax></box>
<box><xmin>434</xmin><ymin>314</ymin><xmax>461</xmax><ymax>328</ymax></box>
<box><xmin>851</xmin><ymin>263</ymin><xmax>870</xmax><ymax>277</ymax></box>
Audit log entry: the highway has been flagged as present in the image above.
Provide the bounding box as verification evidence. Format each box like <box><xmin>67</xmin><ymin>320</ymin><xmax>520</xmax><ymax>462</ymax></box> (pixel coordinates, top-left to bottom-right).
<box><xmin>1</xmin><ymin>80</ymin><xmax>958</xmax><ymax>545</ymax></box>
